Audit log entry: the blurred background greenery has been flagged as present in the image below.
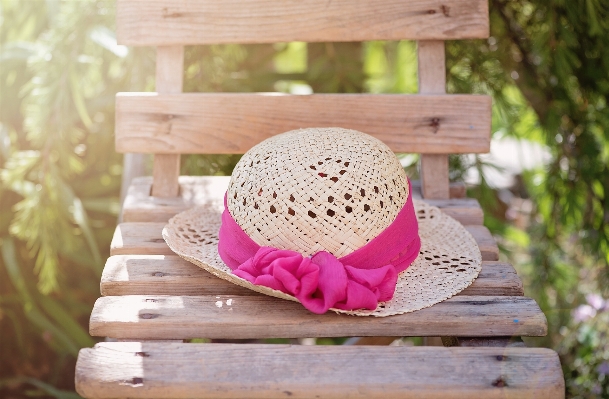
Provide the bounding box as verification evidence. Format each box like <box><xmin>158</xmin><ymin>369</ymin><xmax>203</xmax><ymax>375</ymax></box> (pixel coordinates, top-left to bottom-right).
<box><xmin>1</xmin><ymin>0</ymin><xmax>608</xmax><ymax>398</ymax></box>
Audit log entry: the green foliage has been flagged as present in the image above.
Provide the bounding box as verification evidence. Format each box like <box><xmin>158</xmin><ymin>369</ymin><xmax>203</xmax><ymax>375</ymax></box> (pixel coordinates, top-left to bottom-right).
<box><xmin>0</xmin><ymin>376</ymin><xmax>81</xmax><ymax>399</ymax></box>
<box><xmin>0</xmin><ymin>0</ymin><xmax>152</xmax><ymax>396</ymax></box>
<box><xmin>447</xmin><ymin>2</ymin><xmax>609</xmax><ymax>396</ymax></box>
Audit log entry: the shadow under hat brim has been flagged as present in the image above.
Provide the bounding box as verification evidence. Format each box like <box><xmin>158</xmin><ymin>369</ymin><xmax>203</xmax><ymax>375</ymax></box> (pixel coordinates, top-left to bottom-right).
<box><xmin>162</xmin><ymin>200</ymin><xmax>482</xmax><ymax>317</ymax></box>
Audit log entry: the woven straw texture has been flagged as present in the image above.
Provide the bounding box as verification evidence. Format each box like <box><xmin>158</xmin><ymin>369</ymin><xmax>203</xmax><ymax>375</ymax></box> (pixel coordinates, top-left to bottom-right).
<box><xmin>163</xmin><ymin>127</ymin><xmax>481</xmax><ymax>316</ymax></box>
<box><xmin>163</xmin><ymin>200</ymin><xmax>482</xmax><ymax>316</ymax></box>
<box><xmin>227</xmin><ymin>128</ymin><xmax>409</xmax><ymax>258</ymax></box>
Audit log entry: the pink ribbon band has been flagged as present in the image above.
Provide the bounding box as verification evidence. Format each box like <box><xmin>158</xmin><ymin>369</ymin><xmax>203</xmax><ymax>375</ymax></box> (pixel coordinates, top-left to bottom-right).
<box><xmin>218</xmin><ymin>179</ymin><xmax>421</xmax><ymax>314</ymax></box>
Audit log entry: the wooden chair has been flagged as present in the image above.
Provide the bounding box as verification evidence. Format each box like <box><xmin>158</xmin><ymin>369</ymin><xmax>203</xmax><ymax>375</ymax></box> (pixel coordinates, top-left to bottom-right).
<box><xmin>75</xmin><ymin>1</ymin><xmax>565</xmax><ymax>397</ymax></box>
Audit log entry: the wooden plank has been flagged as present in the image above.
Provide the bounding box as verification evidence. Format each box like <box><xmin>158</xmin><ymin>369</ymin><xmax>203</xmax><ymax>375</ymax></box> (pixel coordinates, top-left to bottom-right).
<box><xmin>117</xmin><ymin>0</ymin><xmax>490</xmax><ymax>46</ymax></box>
<box><xmin>89</xmin><ymin>295</ymin><xmax>547</xmax><ymax>339</ymax></box>
<box><xmin>115</xmin><ymin>93</ymin><xmax>492</xmax><ymax>154</ymax></box>
<box><xmin>424</xmin><ymin>198</ymin><xmax>484</xmax><ymax>225</ymax></box>
<box><xmin>100</xmin><ymin>256</ymin><xmax>522</xmax><ymax>297</ymax></box>
<box><xmin>122</xmin><ymin>176</ymin><xmax>228</xmax><ymax>223</ymax></box>
<box><xmin>420</xmin><ymin>154</ymin><xmax>450</xmax><ymax>198</ymax></box>
<box><xmin>100</xmin><ymin>255</ymin><xmax>256</xmax><ymax>296</ymax></box>
<box><xmin>76</xmin><ymin>343</ymin><xmax>564</xmax><ymax>399</ymax></box>
<box><xmin>464</xmin><ymin>225</ymin><xmax>499</xmax><ymax>261</ymax></box>
<box><xmin>418</xmin><ymin>40</ymin><xmax>450</xmax><ymax>199</ymax></box>
<box><xmin>110</xmin><ymin>223</ymin><xmax>170</xmax><ymax>256</ymax></box>
<box><xmin>411</xmin><ymin>180</ymin><xmax>466</xmax><ymax>198</ymax></box>
<box><xmin>418</xmin><ymin>41</ymin><xmax>447</xmax><ymax>94</ymax></box>
<box><xmin>155</xmin><ymin>46</ymin><xmax>183</xmax><ymax>93</ymax></box>
<box><xmin>110</xmin><ymin>219</ymin><xmax>493</xmax><ymax>259</ymax></box>
<box><xmin>150</xmin><ymin>46</ymin><xmax>183</xmax><ymax>197</ymax></box>
<box><xmin>151</xmin><ymin>154</ymin><xmax>180</xmax><ymax>197</ymax></box>
<box><xmin>460</xmin><ymin>261</ymin><xmax>522</xmax><ymax>296</ymax></box>
<box><xmin>121</xmin><ymin>176</ymin><xmax>483</xmax><ymax>224</ymax></box>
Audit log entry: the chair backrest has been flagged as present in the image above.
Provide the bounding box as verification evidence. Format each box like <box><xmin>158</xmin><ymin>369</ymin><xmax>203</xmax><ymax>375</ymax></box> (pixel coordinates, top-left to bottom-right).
<box><xmin>115</xmin><ymin>0</ymin><xmax>491</xmax><ymax>199</ymax></box>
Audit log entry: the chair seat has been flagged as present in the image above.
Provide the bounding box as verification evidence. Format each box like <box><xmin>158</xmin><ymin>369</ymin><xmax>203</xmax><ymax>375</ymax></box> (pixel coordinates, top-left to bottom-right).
<box><xmin>89</xmin><ymin>294</ymin><xmax>546</xmax><ymax>340</ymax></box>
<box><xmin>81</xmin><ymin>2</ymin><xmax>567</xmax><ymax>396</ymax></box>
<box><xmin>100</xmin><ymin>256</ymin><xmax>522</xmax><ymax>297</ymax></box>
<box><xmin>95</xmin><ymin>175</ymin><xmax>540</xmax><ymax>341</ymax></box>
<box><xmin>122</xmin><ymin>176</ymin><xmax>485</xmax><ymax>225</ymax></box>
<box><xmin>75</xmin><ymin>177</ymin><xmax>564</xmax><ymax>398</ymax></box>
<box><xmin>110</xmin><ymin>222</ymin><xmax>499</xmax><ymax>261</ymax></box>
<box><xmin>75</xmin><ymin>342</ymin><xmax>564</xmax><ymax>399</ymax></box>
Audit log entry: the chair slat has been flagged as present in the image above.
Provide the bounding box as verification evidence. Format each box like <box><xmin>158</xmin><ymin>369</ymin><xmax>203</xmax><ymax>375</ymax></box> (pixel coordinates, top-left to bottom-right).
<box><xmin>89</xmin><ymin>295</ymin><xmax>546</xmax><ymax>339</ymax></box>
<box><xmin>115</xmin><ymin>93</ymin><xmax>492</xmax><ymax>154</ymax></box>
<box><xmin>109</xmin><ymin>222</ymin><xmax>497</xmax><ymax>260</ymax></box>
<box><xmin>76</xmin><ymin>343</ymin><xmax>564</xmax><ymax>399</ymax></box>
<box><xmin>101</xmin><ymin>256</ymin><xmax>521</xmax><ymax>297</ymax></box>
<box><xmin>423</xmin><ymin>199</ymin><xmax>484</xmax><ymax>226</ymax></box>
<box><xmin>465</xmin><ymin>225</ymin><xmax>499</xmax><ymax>260</ymax></box>
<box><xmin>418</xmin><ymin>40</ymin><xmax>450</xmax><ymax>199</ymax></box>
<box><xmin>151</xmin><ymin>46</ymin><xmax>184</xmax><ymax>197</ymax></box>
<box><xmin>117</xmin><ymin>0</ymin><xmax>489</xmax><ymax>46</ymax></box>
<box><xmin>109</xmin><ymin>221</ymin><xmax>494</xmax><ymax>258</ymax></box>
<box><xmin>120</xmin><ymin>176</ymin><xmax>485</xmax><ymax>224</ymax></box>
<box><xmin>122</xmin><ymin>176</ymin><xmax>228</xmax><ymax>223</ymax></box>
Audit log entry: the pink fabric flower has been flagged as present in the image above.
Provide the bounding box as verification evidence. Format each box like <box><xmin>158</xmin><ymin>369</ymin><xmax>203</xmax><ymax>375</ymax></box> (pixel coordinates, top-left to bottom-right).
<box><xmin>233</xmin><ymin>247</ymin><xmax>397</xmax><ymax>313</ymax></box>
<box><xmin>218</xmin><ymin>178</ymin><xmax>420</xmax><ymax>314</ymax></box>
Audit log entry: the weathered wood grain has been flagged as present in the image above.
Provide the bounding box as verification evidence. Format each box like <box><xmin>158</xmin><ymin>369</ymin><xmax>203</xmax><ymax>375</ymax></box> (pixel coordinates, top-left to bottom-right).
<box><xmin>115</xmin><ymin>93</ymin><xmax>492</xmax><ymax>154</ymax></box>
<box><xmin>120</xmin><ymin>176</ymin><xmax>485</xmax><ymax>224</ymax></box>
<box><xmin>76</xmin><ymin>343</ymin><xmax>563</xmax><ymax>399</ymax></box>
<box><xmin>421</xmin><ymin>154</ymin><xmax>450</xmax><ymax>199</ymax></box>
<box><xmin>150</xmin><ymin>46</ymin><xmax>183</xmax><ymax>197</ymax></box>
<box><xmin>151</xmin><ymin>154</ymin><xmax>180</xmax><ymax>197</ymax></box>
<box><xmin>424</xmin><ymin>197</ymin><xmax>484</xmax><ymax>225</ymax></box>
<box><xmin>110</xmin><ymin>223</ymin><xmax>170</xmax><ymax>256</ymax></box>
<box><xmin>410</xmin><ymin>180</ymin><xmax>467</xmax><ymax>198</ymax></box>
<box><xmin>117</xmin><ymin>0</ymin><xmax>489</xmax><ymax>46</ymax></box>
<box><xmin>89</xmin><ymin>295</ymin><xmax>546</xmax><ymax>339</ymax></box>
<box><xmin>100</xmin><ymin>255</ymin><xmax>257</xmax><ymax>296</ymax></box>
<box><xmin>465</xmin><ymin>225</ymin><xmax>499</xmax><ymax>261</ymax></box>
<box><xmin>155</xmin><ymin>46</ymin><xmax>183</xmax><ymax>94</ymax></box>
<box><xmin>100</xmin><ymin>256</ymin><xmax>521</xmax><ymax>297</ymax></box>
<box><xmin>418</xmin><ymin>41</ymin><xmax>447</xmax><ymax>95</ymax></box>
<box><xmin>461</xmin><ymin>261</ymin><xmax>522</xmax><ymax>296</ymax></box>
<box><xmin>418</xmin><ymin>40</ymin><xmax>450</xmax><ymax>199</ymax></box>
<box><xmin>122</xmin><ymin>176</ymin><xmax>228</xmax><ymax>223</ymax></box>
<box><xmin>110</xmin><ymin>221</ymin><xmax>496</xmax><ymax>260</ymax></box>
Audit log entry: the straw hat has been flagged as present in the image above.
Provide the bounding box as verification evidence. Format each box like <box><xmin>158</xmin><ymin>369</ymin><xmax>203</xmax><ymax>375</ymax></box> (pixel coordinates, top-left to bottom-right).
<box><xmin>163</xmin><ymin>128</ymin><xmax>481</xmax><ymax>316</ymax></box>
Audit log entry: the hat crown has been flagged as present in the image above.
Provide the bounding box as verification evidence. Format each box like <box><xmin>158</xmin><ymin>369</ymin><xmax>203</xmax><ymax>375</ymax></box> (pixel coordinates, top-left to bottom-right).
<box><xmin>227</xmin><ymin>127</ymin><xmax>409</xmax><ymax>258</ymax></box>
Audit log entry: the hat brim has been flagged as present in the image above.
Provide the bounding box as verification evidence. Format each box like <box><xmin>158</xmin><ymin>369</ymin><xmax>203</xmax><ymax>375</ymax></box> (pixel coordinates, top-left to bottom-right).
<box><xmin>162</xmin><ymin>200</ymin><xmax>482</xmax><ymax>317</ymax></box>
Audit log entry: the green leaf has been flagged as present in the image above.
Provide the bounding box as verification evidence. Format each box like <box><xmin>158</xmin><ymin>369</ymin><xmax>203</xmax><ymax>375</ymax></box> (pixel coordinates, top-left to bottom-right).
<box><xmin>0</xmin><ymin>377</ymin><xmax>82</xmax><ymax>399</ymax></box>
<box><xmin>585</xmin><ymin>0</ymin><xmax>603</xmax><ymax>36</ymax></box>
<box><xmin>1</xmin><ymin>238</ymin><xmax>33</xmax><ymax>303</ymax></box>
<box><xmin>37</xmin><ymin>296</ymin><xmax>95</xmax><ymax>349</ymax></box>
<box><xmin>69</xmin><ymin>68</ymin><xmax>94</xmax><ymax>130</ymax></box>
<box><xmin>71</xmin><ymin>197</ymin><xmax>103</xmax><ymax>271</ymax></box>
<box><xmin>1</xmin><ymin>238</ymin><xmax>80</xmax><ymax>356</ymax></box>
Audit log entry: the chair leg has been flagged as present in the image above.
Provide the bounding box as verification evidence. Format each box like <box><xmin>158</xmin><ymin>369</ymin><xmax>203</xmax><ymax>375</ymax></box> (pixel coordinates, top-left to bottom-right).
<box><xmin>422</xmin><ymin>337</ymin><xmax>444</xmax><ymax>346</ymax></box>
<box><xmin>441</xmin><ymin>336</ymin><xmax>526</xmax><ymax>347</ymax></box>
<box><xmin>343</xmin><ymin>337</ymin><xmax>400</xmax><ymax>345</ymax></box>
